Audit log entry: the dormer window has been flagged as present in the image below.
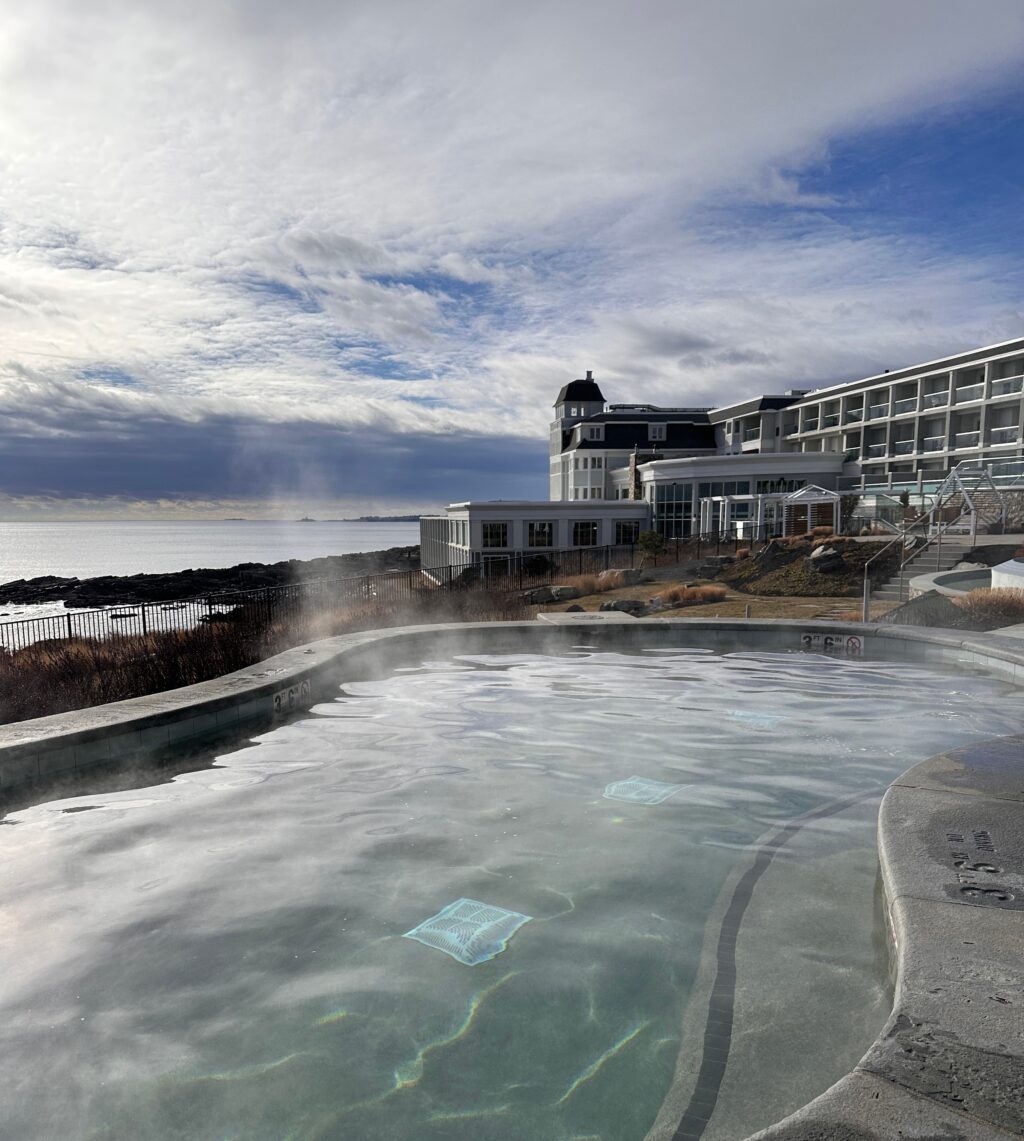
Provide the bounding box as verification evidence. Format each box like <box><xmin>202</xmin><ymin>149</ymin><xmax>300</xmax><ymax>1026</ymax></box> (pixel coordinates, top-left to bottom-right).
<box><xmin>648</xmin><ymin>423</ymin><xmax>666</xmax><ymax>442</ymax></box>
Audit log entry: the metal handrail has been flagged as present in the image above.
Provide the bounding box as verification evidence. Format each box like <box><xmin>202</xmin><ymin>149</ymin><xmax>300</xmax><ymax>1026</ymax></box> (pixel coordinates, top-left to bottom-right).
<box><xmin>859</xmin><ymin>475</ymin><xmax>978</xmax><ymax>621</ymax></box>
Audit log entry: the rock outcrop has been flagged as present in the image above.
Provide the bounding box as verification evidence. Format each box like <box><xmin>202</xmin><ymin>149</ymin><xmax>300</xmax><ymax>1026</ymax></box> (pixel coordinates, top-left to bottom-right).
<box><xmin>0</xmin><ymin>546</ymin><xmax>420</xmax><ymax>609</ymax></box>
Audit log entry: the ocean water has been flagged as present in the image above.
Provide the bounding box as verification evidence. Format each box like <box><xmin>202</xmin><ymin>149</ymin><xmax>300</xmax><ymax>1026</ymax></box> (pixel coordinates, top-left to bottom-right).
<box><xmin>0</xmin><ymin>520</ymin><xmax>421</xmax><ymax>583</ymax></box>
<box><xmin>3</xmin><ymin>648</ymin><xmax>1022</xmax><ymax>1140</ymax></box>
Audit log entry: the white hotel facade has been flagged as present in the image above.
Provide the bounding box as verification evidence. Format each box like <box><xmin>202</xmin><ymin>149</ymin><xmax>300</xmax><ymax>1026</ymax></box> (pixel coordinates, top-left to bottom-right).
<box><xmin>420</xmin><ymin>337</ymin><xmax>1024</xmax><ymax>570</ymax></box>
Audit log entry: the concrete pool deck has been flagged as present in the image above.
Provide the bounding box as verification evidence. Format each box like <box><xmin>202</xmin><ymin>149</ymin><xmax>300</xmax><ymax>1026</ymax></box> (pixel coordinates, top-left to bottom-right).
<box><xmin>1</xmin><ymin>618</ymin><xmax>1022</xmax><ymax>1140</ymax></box>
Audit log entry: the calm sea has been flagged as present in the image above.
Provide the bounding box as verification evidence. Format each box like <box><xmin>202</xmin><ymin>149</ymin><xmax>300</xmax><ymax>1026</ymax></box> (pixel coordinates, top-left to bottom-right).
<box><xmin>1</xmin><ymin>520</ymin><xmax>421</xmax><ymax>583</ymax></box>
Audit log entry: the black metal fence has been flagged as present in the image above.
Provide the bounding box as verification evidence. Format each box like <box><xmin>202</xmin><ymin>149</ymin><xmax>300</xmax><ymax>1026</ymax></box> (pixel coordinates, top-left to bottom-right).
<box><xmin>0</xmin><ymin>544</ymin><xmax>634</xmax><ymax>654</ymax></box>
<box><xmin>0</xmin><ymin>528</ymin><xmax>782</xmax><ymax>656</ymax></box>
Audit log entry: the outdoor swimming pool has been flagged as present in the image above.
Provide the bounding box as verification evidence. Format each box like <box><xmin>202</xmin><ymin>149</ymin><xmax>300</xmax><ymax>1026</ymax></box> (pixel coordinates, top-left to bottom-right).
<box><xmin>3</xmin><ymin>646</ymin><xmax>1023</xmax><ymax>1140</ymax></box>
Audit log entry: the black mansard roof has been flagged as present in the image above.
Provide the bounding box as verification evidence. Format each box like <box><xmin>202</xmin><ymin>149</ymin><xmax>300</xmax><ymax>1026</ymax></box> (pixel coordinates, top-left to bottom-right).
<box><xmin>555</xmin><ymin>372</ymin><xmax>606</xmax><ymax>405</ymax></box>
<box><xmin>563</xmin><ymin>419</ymin><xmax>716</xmax><ymax>452</ymax></box>
<box><xmin>707</xmin><ymin>395</ymin><xmax>801</xmax><ymax>422</ymax></box>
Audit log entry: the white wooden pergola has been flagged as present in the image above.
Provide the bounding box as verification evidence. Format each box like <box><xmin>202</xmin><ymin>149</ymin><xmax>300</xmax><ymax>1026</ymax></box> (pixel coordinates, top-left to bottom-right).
<box><xmin>781</xmin><ymin>485</ymin><xmax>840</xmax><ymax>535</ymax></box>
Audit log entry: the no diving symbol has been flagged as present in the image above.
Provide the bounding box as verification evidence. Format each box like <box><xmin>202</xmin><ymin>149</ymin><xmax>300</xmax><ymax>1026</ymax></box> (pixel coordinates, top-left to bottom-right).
<box><xmin>846</xmin><ymin>635</ymin><xmax>862</xmax><ymax>656</ymax></box>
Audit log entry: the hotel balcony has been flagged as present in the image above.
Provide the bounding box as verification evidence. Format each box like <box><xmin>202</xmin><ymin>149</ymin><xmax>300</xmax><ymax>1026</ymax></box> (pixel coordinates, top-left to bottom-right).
<box><xmin>743</xmin><ymin>427</ymin><xmax>761</xmax><ymax>441</ymax></box>
<box><xmin>867</xmin><ymin>404</ymin><xmax>889</xmax><ymax>419</ymax></box>
<box><xmin>801</xmin><ymin>418</ymin><xmax>819</xmax><ymax>432</ymax></box>
<box><xmin>892</xmin><ymin>397</ymin><xmax>917</xmax><ymax>415</ymax></box>
<box><xmin>844</xmin><ymin>408</ymin><xmax>864</xmax><ymax>423</ymax></box>
<box><xmin>954</xmin><ymin>383</ymin><xmax>985</xmax><ymax>404</ymax></box>
<box><xmin>954</xmin><ymin>430</ymin><xmax>980</xmax><ymax>448</ymax></box>
<box><xmin>821</xmin><ymin>413</ymin><xmax>840</xmax><ymax>428</ymax></box>
<box><xmin>991</xmin><ymin>374</ymin><xmax>1024</xmax><ymax>397</ymax></box>
<box><xmin>922</xmin><ymin>390</ymin><xmax>949</xmax><ymax>408</ymax></box>
<box><xmin>892</xmin><ymin>440</ymin><xmax>915</xmax><ymax>455</ymax></box>
<box><xmin>921</xmin><ymin>436</ymin><xmax>946</xmax><ymax>453</ymax></box>
<box><xmin>990</xmin><ymin>426</ymin><xmax>1020</xmax><ymax>445</ymax></box>
<box><xmin>865</xmin><ymin>442</ymin><xmax>887</xmax><ymax>457</ymax></box>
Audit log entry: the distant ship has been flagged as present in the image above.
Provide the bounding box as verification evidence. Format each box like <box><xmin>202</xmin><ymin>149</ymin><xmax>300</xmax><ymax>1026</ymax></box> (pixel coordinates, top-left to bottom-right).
<box><xmin>297</xmin><ymin>516</ymin><xmax>317</xmax><ymax>522</ymax></box>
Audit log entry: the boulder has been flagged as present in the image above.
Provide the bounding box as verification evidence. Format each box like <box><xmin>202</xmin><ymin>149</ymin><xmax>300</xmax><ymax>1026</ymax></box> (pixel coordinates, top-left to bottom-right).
<box><xmin>598</xmin><ymin>568</ymin><xmax>643</xmax><ymax>587</ymax></box>
<box><xmin>521</xmin><ymin>586</ymin><xmax>555</xmax><ymax>604</ymax></box>
<box><xmin>877</xmin><ymin>590</ymin><xmax>964</xmax><ymax>628</ymax></box>
<box><xmin>806</xmin><ymin>548</ymin><xmax>845</xmax><ymax>573</ymax></box>
<box><xmin>599</xmin><ymin>598</ymin><xmax>647</xmax><ymax>615</ymax></box>
<box><xmin>549</xmin><ymin>585</ymin><xmax>581</xmax><ymax>601</ymax></box>
<box><xmin>564</xmin><ymin>604</ymin><xmax>585</xmax><ymax>612</ymax></box>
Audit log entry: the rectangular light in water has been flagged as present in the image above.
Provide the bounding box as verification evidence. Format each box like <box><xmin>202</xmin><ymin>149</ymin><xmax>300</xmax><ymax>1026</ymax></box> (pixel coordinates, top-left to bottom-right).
<box><xmin>603</xmin><ymin>776</ymin><xmax>687</xmax><ymax>805</ymax></box>
<box><xmin>730</xmin><ymin>710</ymin><xmax>782</xmax><ymax>730</ymax></box>
<box><xmin>403</xmin><ymin>898</ymin><xmax>532</xmax><ymax>965</ymax></box>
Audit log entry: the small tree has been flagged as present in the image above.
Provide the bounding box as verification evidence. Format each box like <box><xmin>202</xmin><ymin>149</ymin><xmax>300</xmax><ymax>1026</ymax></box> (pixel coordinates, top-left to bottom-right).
<box><xmin>839</xmin><ymin>493</ymin><xmax>861</xmax><ymax>534</ymax></box>
<box><xmin>636</xmin><ymin>530</ymin><xmax>667</xmax><ymax>568</ymax></box>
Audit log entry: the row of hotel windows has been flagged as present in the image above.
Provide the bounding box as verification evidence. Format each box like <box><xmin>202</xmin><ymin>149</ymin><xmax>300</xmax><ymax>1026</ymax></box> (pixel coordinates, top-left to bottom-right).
<box><xmin>480</xmin><ymin>520</ymin><xmax>642</xmax><ymax>549</ymax></box>
<box><xmin>573</xmin><ymin>456</ymin><xmax>603</xmax><ymax>469</ymax></box>
<box><xmin>572</xmin><ymin>487</ymin><xmax>604</xmax><ymax>499</ymax></box>
<box><xmin>656</xmin><ymin>478</ymin><xmax>807</xmax><ymax>500</ymax></box>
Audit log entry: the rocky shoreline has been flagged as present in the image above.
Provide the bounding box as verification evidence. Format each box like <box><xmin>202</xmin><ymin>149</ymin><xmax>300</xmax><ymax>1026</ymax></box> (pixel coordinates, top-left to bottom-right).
<box><xmin>0</xmin><ymin>546</ymin><xmax>420</xmax><ymax>609</ymax></box>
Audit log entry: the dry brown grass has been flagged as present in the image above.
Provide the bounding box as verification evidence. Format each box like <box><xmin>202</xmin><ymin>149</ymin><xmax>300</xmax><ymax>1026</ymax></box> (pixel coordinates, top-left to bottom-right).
<box><xmin>654</xmin><ymin>584</ymin><xmax>729</xmax><ymax>606</ymax></box>
<box><xmin>810</xmin><ymin>525</ymin><xmax>835</xmax><ymax>537</ymax></box>
<box><xmin>953</xmin><ymin>587</ymin><xmax>1024</xmax><ymax>629</ymax></box>
<box><xmin>553</xmin><ymin>571</ymin><xmax>625</xmax><ymax>595</ymax></box>
<box><xmin>735</xmin><ymin>548</ymin><xmax>751</xmax><ymax>560</ymax></box>
<box><xmin>0</xmin><ymin>585</ymin><xmax>530</xmax><ymax>725</ymax></box>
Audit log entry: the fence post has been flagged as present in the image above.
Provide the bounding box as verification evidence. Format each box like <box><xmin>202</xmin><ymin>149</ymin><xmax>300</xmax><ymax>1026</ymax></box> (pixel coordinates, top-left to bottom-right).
<box><xmin>141</xmin><ymin>603</ymin><xmax>148</xmax><ymax>637</ymax></box>
<box><xmin>66</xmin><ymin>613</ymin><xmax>73</xmax><ymax>640</ymax></box>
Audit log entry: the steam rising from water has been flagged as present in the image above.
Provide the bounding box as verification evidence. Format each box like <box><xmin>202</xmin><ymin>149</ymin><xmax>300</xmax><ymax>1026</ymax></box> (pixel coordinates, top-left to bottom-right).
<box><xmin>1</xmin><ymin>647</ymin><xmax>1021</xmax><ymax>1139</ymax></box>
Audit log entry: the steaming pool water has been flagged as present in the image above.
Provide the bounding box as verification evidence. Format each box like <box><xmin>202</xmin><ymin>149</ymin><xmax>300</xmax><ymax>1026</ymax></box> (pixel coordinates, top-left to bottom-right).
<box><xmin>4</xmin><ymin>646</ymin><xmax>1024</xmax><ymax>1141</ymax></box>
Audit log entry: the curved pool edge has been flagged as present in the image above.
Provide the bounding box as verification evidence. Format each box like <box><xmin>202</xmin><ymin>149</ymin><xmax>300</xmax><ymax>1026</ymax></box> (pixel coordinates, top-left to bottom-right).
<box><xmin>749</xmin><ymin>732</ymin><xmax>1024</xmax><ymax>1141</ymax></box>
<box><xmin>2</xmin><ymin>617</ymin><xmax>1023</xmax><ymax>1140</ymax></box>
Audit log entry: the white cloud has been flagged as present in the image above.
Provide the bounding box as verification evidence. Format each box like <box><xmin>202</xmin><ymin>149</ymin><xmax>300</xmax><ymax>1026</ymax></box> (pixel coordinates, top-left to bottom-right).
<box><xmin>0</xmin><ymin>0</ymin><xmax>1022</xmax><ymax>505</ymax></box>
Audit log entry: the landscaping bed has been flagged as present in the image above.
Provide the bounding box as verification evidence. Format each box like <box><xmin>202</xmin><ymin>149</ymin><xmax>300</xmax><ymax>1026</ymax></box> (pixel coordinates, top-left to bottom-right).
<box><xmin>718</xmin><ymin>535</ymin><xmax>901</xmax><ymax>597</ymax></box>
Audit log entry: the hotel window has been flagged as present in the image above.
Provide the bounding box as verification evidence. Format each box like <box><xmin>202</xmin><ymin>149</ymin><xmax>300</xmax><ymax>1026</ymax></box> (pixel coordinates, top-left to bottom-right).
<box><xmin>573</xmin><ymin>488</ymin><xmax>581</xmax><ymax>500</ymax></box>
<box><xmin>527</xmin><ymin>521</ymin><xmax>554</xmax><ymax>548</ymax></box>
<box><xmin>593</xmin><ymin>457</ymin><xmax>602</xmax><ymax>468</ymax></box>
<box><xmin>573</xmin><ymin>521</ymin><xmax>598</xmax><ymax>546</ymax></box>
<box><xmin>615</xmin><ymin>520</ymin><xmax>641</xmax><ymax>544</ymax></box>
<box><xmin>582</xmin><ymin>457</ymin><xmax>589</xmax><ymax>469</ymax></box>
<box><xmin>481</xmin><ymin>522</ymin><xmax>508</xmax><ymax>548</ymax></box>
<box><xmin>648</xmin><ymin>423</ymin><xmax>666</xmax><ymax>441</ymax></box>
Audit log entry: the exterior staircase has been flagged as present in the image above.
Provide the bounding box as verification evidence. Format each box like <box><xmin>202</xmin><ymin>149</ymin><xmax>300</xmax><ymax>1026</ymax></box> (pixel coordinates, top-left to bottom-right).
<box><xmin>870</xmin><ymin>536</ymin><xmax>973</xmax><ymax>605</ymax></box>
<box><xmin>927</xmin><ymin>465</ymin><xmax>1006</xmax><ymax>535</ymax></box>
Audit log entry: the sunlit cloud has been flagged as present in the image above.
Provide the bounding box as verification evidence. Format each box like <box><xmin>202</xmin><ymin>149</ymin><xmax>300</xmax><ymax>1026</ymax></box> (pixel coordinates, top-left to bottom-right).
<box><xmin>1</xmin><ymin>0</ymin><xmax>1022</xmax><ymax>511</ymax></box>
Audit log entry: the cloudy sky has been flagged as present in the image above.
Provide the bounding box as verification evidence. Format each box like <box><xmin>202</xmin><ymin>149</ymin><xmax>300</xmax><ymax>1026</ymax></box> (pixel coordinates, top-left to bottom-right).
<box><xmin>2</xmin><ymin>0</ymin><xmax>1023</xmax><ymax>518</ymax></box>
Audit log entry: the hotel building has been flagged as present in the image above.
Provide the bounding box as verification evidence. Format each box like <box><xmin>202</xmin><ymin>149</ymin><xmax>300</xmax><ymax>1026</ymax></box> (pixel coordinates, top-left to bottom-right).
<box><xmin>420</xmin><ymin>336</ymin><xmax>1024</xmax><ymax>568</ymax></box>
